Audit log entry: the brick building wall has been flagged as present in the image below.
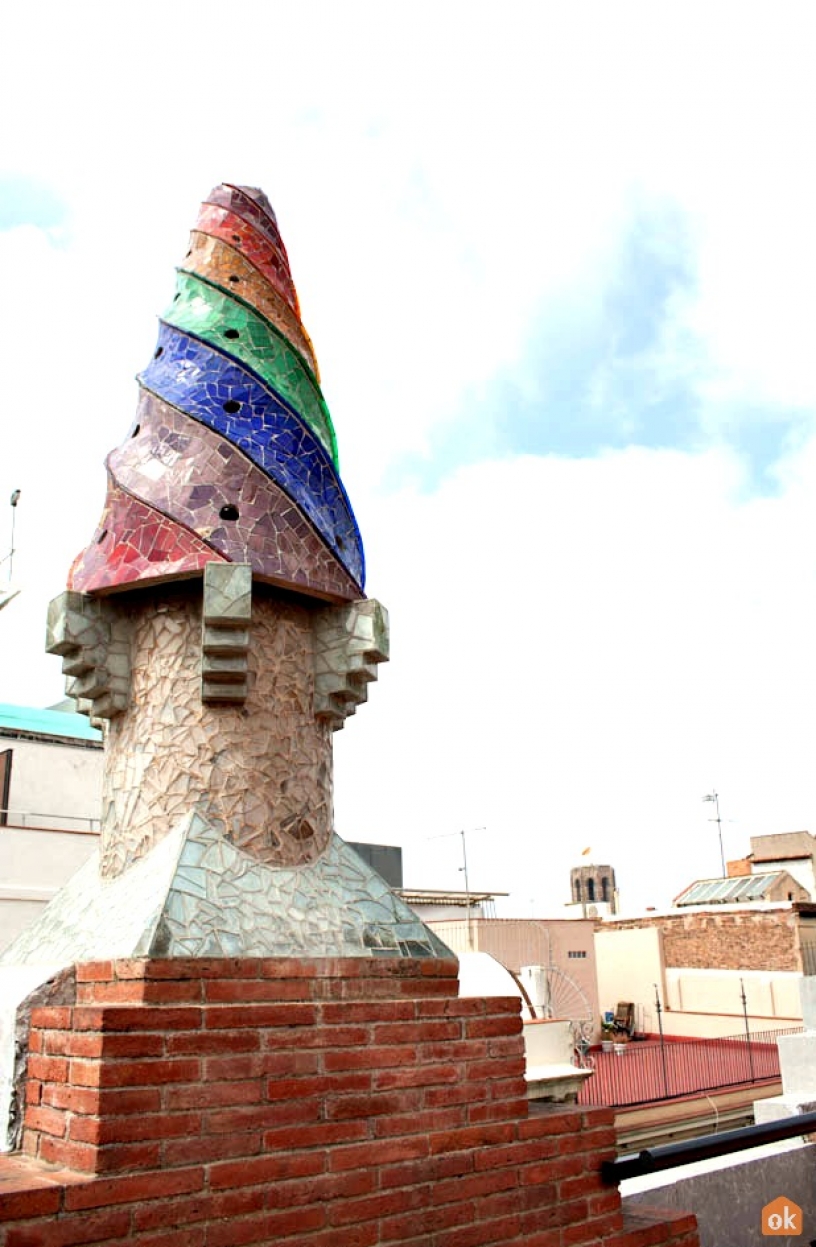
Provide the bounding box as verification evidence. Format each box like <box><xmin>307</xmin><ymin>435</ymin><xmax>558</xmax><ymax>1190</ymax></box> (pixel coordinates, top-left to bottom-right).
<box><xmin>0</xmin><ymin>957</ymin><xmax>698</xmax><ymax>1247</ymax></box>
<box><xmin>605</xmin><ymin>910</ymin><xmax>800</xmax><ymax>972</ymax></box>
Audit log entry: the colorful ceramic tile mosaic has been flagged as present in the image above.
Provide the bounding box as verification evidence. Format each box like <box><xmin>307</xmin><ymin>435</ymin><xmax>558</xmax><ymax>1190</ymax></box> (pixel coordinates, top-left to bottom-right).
<box><xmin>183</xmin><ymin>232</ymin><xmax>320</xmax><ymax>378</ymax></box>
<box><xmin>162</xmin><ymin>272</ymin><xmax>335</xmax><ymax>459</ymax></box>
<box><xmin>107</xmin><ymin>392</ymin><xmax>360</xmax><ymax>602</ymax></box>
<box><xmin>205</xmin><ymin>184</ymin><xmax>292</xmax><ymax>276</ymax></box>
<box><xmin>196</xmin><ymin>202</ymin><xmax>300</xmax><ymax>315</ymax></box>
<box><xmin>136</xmin><ymin>325</ymin><xmax>363</xmax><ymax>586</ymax></box>
<box><xmin>69</xmin><ymin>183</ymin><xmax>364</xmax><ymax>600</ymax></box>
<box><xmin>69</xmin><ymin>482</ymin><xmax>224</xmax><ymax>593</ymax></box>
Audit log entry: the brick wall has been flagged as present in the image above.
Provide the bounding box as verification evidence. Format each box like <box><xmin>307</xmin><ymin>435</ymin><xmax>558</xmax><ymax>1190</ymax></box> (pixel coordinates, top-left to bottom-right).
<box><xmin>606</xmin><ymin>910</ymin><xmax>799</xmax><ymax>971</ymax></box>
<box><xmin>0</xmin><ymin>957</ymin><xmax>698</xmax><ymax>1246</ymax></box>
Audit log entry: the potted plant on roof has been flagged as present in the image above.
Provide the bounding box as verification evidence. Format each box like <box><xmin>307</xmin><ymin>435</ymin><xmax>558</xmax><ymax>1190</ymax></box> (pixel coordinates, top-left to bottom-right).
<box><xmin>600</xmin><ymin>1018</ymin><xmax>615</xmax><ymax>1053</ymax></box>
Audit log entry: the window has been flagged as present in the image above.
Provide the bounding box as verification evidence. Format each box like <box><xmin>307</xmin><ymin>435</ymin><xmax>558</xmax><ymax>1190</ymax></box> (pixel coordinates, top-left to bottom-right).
<box><xmin>586</xmin><ymin>878</ymin><xmax>595</xmax><ymax>902</ymax></box>
<box><xmin>567</xmin><ymin>950</ymin><xmax>587</xmax><ymax>959</ymax></box>
<box><xmin>574</xmin><ymin>879</ymin><xmax>582</xmax><ymax>901</ymax></box>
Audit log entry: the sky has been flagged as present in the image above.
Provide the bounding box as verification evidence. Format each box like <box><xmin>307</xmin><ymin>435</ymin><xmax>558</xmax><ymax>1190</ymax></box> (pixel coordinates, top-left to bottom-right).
<box><xmin>3</xmin><ymin>2</ymin><xmax>816</xmax><ymax>915</ymax></box>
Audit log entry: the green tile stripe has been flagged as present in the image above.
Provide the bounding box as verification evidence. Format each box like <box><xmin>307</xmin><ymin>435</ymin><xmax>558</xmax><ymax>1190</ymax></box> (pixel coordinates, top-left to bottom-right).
<box><xmin>162</xmin><ymin>272</ymin><xmax>339</xmax><ymax>467</ymax></box>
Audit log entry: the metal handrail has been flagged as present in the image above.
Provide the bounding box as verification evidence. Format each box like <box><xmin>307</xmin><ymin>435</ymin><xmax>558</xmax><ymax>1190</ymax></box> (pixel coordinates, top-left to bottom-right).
<box><xmin>602</xmin><ymin>1109</ymin><xmax>816</xmax><ymax>1183</ymax></box>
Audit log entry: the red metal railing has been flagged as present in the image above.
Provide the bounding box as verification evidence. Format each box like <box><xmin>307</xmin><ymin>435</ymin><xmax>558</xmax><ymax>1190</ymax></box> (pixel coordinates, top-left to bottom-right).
<box><xmin>579</xmin><ymin>1027</ymin><xmax>802</xmax><ymax>1107</ymax></box>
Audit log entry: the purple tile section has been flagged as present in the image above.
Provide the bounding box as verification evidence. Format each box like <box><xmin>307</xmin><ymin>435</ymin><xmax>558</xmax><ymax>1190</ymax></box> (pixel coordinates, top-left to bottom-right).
<box><xmin>109</xmin><ymin>391</ymin><xmax>361</xmax><ymax>602</ymax></box>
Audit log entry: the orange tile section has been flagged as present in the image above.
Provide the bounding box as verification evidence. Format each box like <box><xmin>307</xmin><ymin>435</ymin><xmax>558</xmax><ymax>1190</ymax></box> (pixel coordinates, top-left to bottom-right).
<box><xmin>181</xmin><ymin>232</ymin><xmax>320</xmax><ymax>379</ymax></box>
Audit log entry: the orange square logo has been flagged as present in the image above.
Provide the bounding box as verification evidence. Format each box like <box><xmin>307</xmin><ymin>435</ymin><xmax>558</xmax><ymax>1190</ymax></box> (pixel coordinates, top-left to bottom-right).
<box><xmin>762</xmin><ymin>1195</ymin><xmax>802</xmax><ymax>1236</ymax></box>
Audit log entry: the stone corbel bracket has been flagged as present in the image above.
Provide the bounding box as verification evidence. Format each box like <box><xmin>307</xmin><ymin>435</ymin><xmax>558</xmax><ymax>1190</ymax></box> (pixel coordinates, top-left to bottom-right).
<box><xmin>201</xmin><ymin>562</ymin><xmax>252</xmax><ymax>704</ymax></box>
<box><xmin>45</xmin><ymin>591</ymin><xmax>130</xmax><ymax>723</ymax></box>
<box><xmin>314</xmin><ymin>599</ymin><xmax>389</xmax><ymax>731</ymax></box>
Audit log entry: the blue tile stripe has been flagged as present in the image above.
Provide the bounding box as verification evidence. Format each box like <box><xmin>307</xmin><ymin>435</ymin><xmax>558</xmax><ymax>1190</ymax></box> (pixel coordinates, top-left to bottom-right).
<box><xmin>139</xmin><ymin>324</ymin><xmax>365</xmax><ymax>589</ymax></box>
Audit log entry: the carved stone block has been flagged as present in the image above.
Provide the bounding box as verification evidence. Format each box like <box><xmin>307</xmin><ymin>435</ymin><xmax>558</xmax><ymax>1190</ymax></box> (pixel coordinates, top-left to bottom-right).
<box><xmin>45</xmin><ymin>591</ymin><xmax>130</xmax><ymax>722</ymax></box>
<box><xmin>314</xmin><ymin>599</ymin><xmax>390</xmax><ymax>730</ymax></box>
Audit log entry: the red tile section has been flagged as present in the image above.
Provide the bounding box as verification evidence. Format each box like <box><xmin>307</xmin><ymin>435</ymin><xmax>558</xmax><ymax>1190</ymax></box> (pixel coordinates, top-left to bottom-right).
<box><xmin>0</xmin><ymin>959</ymin><xmax>699</xmax><ymax>1247</ymax></box>
<box><xmin>196</xmin><ymin>204</ymin><xmax>299</xmax><ymax>315</ymax></box>
<box><xmin>68</xmin><ymin>483</ymin><xmax>224</xmax><ymax>593</ymax></box>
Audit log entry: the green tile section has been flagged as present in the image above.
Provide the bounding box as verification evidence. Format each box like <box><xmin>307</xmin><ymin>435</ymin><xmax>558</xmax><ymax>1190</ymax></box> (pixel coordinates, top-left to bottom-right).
<box><xmin>163</xmin><ymin>272</ymin><xmax>339</xmax><ymax>467</ymax></box>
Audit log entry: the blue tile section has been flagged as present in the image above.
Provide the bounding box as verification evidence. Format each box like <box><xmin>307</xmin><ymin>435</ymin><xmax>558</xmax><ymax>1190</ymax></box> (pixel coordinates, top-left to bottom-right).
<box><xmin>139</xmin><ymin>325</ymin><xmax>365</xmax><ymax>589</ymax></box>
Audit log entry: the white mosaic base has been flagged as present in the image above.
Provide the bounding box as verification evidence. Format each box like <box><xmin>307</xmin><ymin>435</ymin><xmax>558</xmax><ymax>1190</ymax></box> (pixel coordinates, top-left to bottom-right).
<box><xmin>0</xmin><ymin>817</ymin><xmax>450</xmax><ymax>966</ymax></box>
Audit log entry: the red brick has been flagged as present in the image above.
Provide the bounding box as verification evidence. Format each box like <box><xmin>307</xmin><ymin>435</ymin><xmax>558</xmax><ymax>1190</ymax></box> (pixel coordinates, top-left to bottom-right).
<box><xmin>40</xmin><ymin>1085</ymin><xmax>97</xmax><ymax>1115</ymax></box>
<box><xmin>559</xmin><ymin>1172</ymin><xmax>607</xmax><ymax>1202</ymax></box>
<box><xmin>293</xmin><ymin>1226</ymin><xmax>379</xmax><ymax>1247</ymax></box>
<box><xmin>267</xmin><ymin>1071</ymin><xmax>372</xmax><ymax>1100</ymax></box>
<box><xmin>26</xmin><ymin>1055</ymin><xmax>69</xmax><ymax>1083</ymax></box>
<box><xmin>263</xmin><ymin>1023</ymin><xmax>368</xmax><ymax>1050</ymax></box>
<box><xmin>379</xmin><ymin>1199</ymin><xmax>470</xmax><ymax>1242</ymax></box>
<box><xmin>206</xmin><ymin>1206</ymin><xmax>326</xmax><ymax>1246</ymax></box>
<box><xmin>434</xmin><ymin>1212</ymin><xmax>522</xmax><ymax>1246</ymax></box>
<box><xmin>3</xmin><ymin>1207</ymin><xmax>132</xmax><ymax>1246</ymax></box>
<box><xmin>519</xmin><ymin>1107</ymin><xmax>581</xmax><ymax>1138</ymax></box>
<box><xmin>23</xmin><ymin>1105</ymin><xmax>66</xmax><ymax>1138</ymax></box>
<box><xmin>465</xmin><ymin>1016</ymin><xmax>523</xmax><ymax>1040</ymax></box>
<box><xmin>372</xmin><ymin>1021</ymin><xmax>462</xmax><ymax>1045</ymax></box>
<box><xmin>77</xmin><ymin>981</ymin><xmax>145</xmax><ymax>1004</ymax></box>
<box><xmin>433</xmin><ymin>1166</ymin><xmax>517</xmax><ymax>1206</ymax></box>
<box><xmin>205</xmin><ymin>1100</ymin><xmax>320</xmax><ymax>1134</ymax></box>
<box><xmin>140</xmin><ymin>979</ymin><xmax>204</xmax><ymax>1003</ymax></box>
<box><xmin>588</xmin><ymin>1187</ymin><xmax>622</xmax><ymax>1217</ymax></box>
<box><xmin>429</xmin><ymin>1123</ymin><xmax>515</xmax><ymax>1154</ymax></box>
<box><xmin>71</xmin><ymin>1057</ymin><xmax>200</xmax><ymax>1088</ymax></box>
<box><xmin>161</xmin><ymin>1131</ymin><xmax>263</xmax><ymax>1166</ymax></box>
<box><xmin>42</xmin><ymin>1031</ymin><xmax>104</xmax><ymax>1059</ymax></box>
<box><xmin>0</xmin><ymin>1186</ymin><xmax>62</xmax><ymax>1219</ymax></box>
<box><xmin>466</xmin><ymin>1057</ymin><xmax>525</xmax><ymax>1082</ymax></box>
<box><xmin>96</xmin><ymin>1087</ymin><xmax>163</xmax><ymax>1115</ymax></box>
<box><xmin>63</xmin><ymin>1165</ymin><xmax>204</xmax><ymax>1210</ymax></box>
<box><xmin>563</xmin><ymin>1212</ymin><xmax>610</xmax><ymax>1245</ymax></box>
<box><xmin>326</xmin><ymin>1090</ymin><xmax>423</xmax><ymax>1121</ymax></box>
<box><xmin>204</xmin><ymin>978</ymin><xmax>312</xmax><ymax>1003</ymax></box>
<box><xmin>203</xmin><ymin>1003</ymin><xmax>317</xmax><ymax>1029</ymax></box>
<box><xmin>425</xmin><ymin>1083</ymin><xmax>488</xmax><ymax>1110</ymax></box>
<box><xmin>468</xmin><ymin>1100</ymin><xmax>527</xmax><ymax>1125</ymax></box>
<box><xmin>210</xmin><ymin>1150</ymin><xmax>325</xmax><ymax>1190</ymax></box>
<box><xmin>328</xmin><ymin>1187</ymin><xmax>428</xmax><ymax>1227</ymax></box>
<box><xmin>92</xmin><ymin>1141</ymin><xmax>162</xmax><ymax>1173</ymax></box>
<box><xmin>263</xmin><ymin>1120</ymin><xmax>369</xmax><ymax>1151</ymax></box>
<box><xmin>35</xmin><ymin>1137</ymin><xmax>96</xmax><ymax>1171</ymax></box>
<box><xmin>320</xmin><ymin>1000</ymin><xmax>416</xmax><ymax>1024</ymax></box>
<box><xmin>322</xmin><ymin>1044</ymin><xmax>412</xmax><ymax>1072</ymax></box>
<box><xmin>75</xmin><ymin>961</ymin><xmax>115</xmax><ymax>982</ymax></box>
<box><xmin>330</xmin><ymin>1135</ymin><xmax>430</xmax><ymax>1172</ymax></box>
<box><xmin>23</xmin><ymin>1081</ymin><xmax>42</xmax><ymax>1108</ymax></box>
<box><xmin>476</xmin><ymin>1097</ymin><xmax>530</xmax><ymax>1125</ymax></box>
<box><xmin>373</xmin><ymin>1063</ymin><xmax>459</xmax><ymax>1091</ymax></box>
<box><xmin>77</xmin><ymin>1006</ymin><xmax>201</xmax><ymax>1032</ymax></box>
<box><xmin>130</xmin><ymin>1228</ymin><xmax>206</xmax><ymax>1247</ymax></box>
<box><xmin>374</xmin><ymin>1106</ymin><xmax>466</xmax><ymax>1139</ymax></box>
<box><xmin>165</xmin><ymin>1080</ymin><xmax>261</xmax><ymax>1110</ymax></box>
<box><xmin>165</xmin><ymin>1029</ymin><xmax>262</xmax><ymax>1055</ymax></box>
<box><xmin>70</xmin><ymin>1110</ymin><xmax>201</xmax><ymax>1145</ymax></box>
<box><xmin>133</xmin><ymin>1186</ymin><xmax>264</xmax><ymax>1230</ymax></box>
<box><xmin>28</xmin><ymin>1007</ymin><xmax>72</xmax><ymax>1030</ymax></box>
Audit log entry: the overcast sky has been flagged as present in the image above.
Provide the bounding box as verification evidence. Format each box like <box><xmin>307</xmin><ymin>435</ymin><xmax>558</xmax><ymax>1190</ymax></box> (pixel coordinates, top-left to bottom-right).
<box><xmin>3</xmin><ymin>2</ymin><xmax>816</xmax><ymax>915</ymax></box>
